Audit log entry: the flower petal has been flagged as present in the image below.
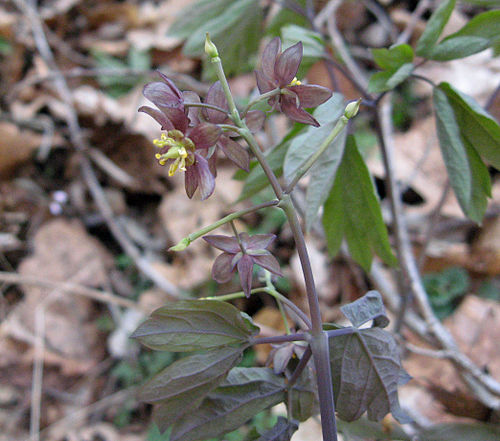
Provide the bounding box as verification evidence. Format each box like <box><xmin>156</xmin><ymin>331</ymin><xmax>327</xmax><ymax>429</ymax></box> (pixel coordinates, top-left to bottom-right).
<box><xmin>252</xmin><ymin>253</ymin><xmax>283</xmax><ymax>277</ymax></box>
<box><xmin>237</xmin><ymin>254</ymin><xmax>254</xmax><ymax>298</ymax></box>
<box><xmin>203</xmin><ymin>235</ymin><xmax>240</xmax><ymax>254</ymax></box>
<box><xmin>162</xmin><ymin>107</ymin><xmax>190</xmax><ymax>133</ymax></box>
<box><xmin>261</xmin><ymin>37</ymin><xmax>281</xmax><ymax>80</ymax></box>
<box><xmin>156</xmin><ymin>72</ymin><xmax>183</xmax><ymax>100</ymax></box>
<box><xmin>183</xmin><ymin>91</ymin><xmax>201</xmax><ymax>125</ymax></box>
<box><xmin>274</xmin><ymin>42</ymin><xmax>303</xmax><ymax>87</ymax></box>
<box><xmin>203</xmin><ymin>82</ymin><xmax>228</xmax><ymax>124</ymax></box>
<box><xmin>280</xmin><ymin>94</ymin><xmax>320</xmax><ymax>127</ymax></box>
<box><xmin>244</xmin><ymin>110</ymin><xmax>265</xmax><ymax>133</ymax></box>
<box><xmin>212</xmin><ymin>252</ymin><xmax>236</xmax><ymax>283</ymax></box>
<box><xmin>289</xmin><ymin>84</ymin><xmax>332</xmax><ymax>108</ymax></box>
<box><xmin>143</xmin><ymin>81</ymin><xmax>182</xmax><ymax>108</ymax></box>
<box><xmin>255</xmin><ymin>70</ymin><xmax>276</xmax><ymax>94</ymax></box>
<box><xmin>246</xmin><ymin>234</ymin><xmax>276</xmax><ymax>250</ymax></box>
<box><xmin>219</xmin><ymin>136</ymin><xmax>250</xmax><ymax>171</ymax></box>
<box><xmin>187</xmin><ymin>123</ymin><xmax>221</xmax><ymax>149</ymax></box>
<box><xmin>138</xmin><ymin>105</ymin><xmax>173</xmax><ymax>130</ymax></box>
<box><xmin>193</xmin><ymin>153</ymin><xmax>215</xmax><ymax>200</ymax></box>
<box><xmin>184</xmin><ymin>162</ymin><xmax>198</xmax><ymax>198</ymax></box>
<box><xmin>208</xmin><ymin>148</ymin><xmax>217</xmax><ymax>177</ymax></box>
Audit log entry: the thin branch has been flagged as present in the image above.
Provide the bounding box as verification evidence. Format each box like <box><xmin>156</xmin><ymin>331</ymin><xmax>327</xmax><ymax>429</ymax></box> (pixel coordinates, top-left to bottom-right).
<box><xmin>396</xmin><ymin>0</ymin><xmax>432</xmax><ymax>45</ymax></box>
<box><xmin>288</xmin><ymin>345</ymin><xmax>312</xmax><ymax>388</ymax></box>
<box><xmin>253</xmin><ymin>333</ymin><xmax>307</xmax><ymax>345</ymax></box>
<box><xmin>15</xmin><ymin>0</ymin><xmax>179</xmax><ymax>297</ymax></box>
<box><xmin>486</xmin><ymin>81</ymin><xmax>500</xmax><ymax>111</ymax></box>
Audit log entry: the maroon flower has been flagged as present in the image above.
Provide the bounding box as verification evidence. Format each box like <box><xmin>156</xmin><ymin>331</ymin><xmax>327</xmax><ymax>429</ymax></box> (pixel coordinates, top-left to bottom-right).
<box><xmin>203</xmin><ymin>233</ymin><xmax>283</xmax><ymax>297</ymax></box>
<box><xmin>255</xmin><ymin>37</ymin><xmax>332</xmax><ymax>127</ymax></box>
<box><xmin>139</xmin><ymin>72</ymin><xmax>221</xmax><ymax>200</ymax></box>
<box><xmin>202</xmin><ymin>81</ymin><xmax>265</xmax><ymax>172</ymax></box>
<box><xmin>268</xmin><ymin>341</ymin><xmax>307</xmax><ymax>374</ymax></box>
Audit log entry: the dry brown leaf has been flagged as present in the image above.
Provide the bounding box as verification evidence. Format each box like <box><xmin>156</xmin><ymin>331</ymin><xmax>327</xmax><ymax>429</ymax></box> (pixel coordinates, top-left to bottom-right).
<box><xmin>0</xmin><ymin>121</ymin><xmax>42</xmax><ymax>178</ymax></box>
<box><xmin>2</xmin><ymin>218</ymin><xmax>112</xmax><ymax>374</ymax></box>
<box><xmin>402</xmin><ymin>296</ymin><xmax>500</xmax><ymax>424</ymax></box>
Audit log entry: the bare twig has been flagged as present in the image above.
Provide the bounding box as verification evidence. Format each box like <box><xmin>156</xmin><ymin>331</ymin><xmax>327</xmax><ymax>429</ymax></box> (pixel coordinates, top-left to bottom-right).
<box><xmin>396</xmin><ymin>0</ymin><xmax>432</xmax><ymax>45</ymax></box>
<box><xmin>361</xmin><ymin>0</ymin><xmax>398</xmax><ymax>43</ymax></box>
<box><xmin>0</xmin><ymin>271</ymin><xmax>144</xmax><ymax>311</ymax></box>
<box><xmin>14</xmin><ymin>0</ymin><xmax>179</xmax><ymax>297</ymax></box>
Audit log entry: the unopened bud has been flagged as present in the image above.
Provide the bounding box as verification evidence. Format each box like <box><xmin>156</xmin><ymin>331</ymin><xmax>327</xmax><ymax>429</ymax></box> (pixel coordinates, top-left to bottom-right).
<box><xmin>204</xmin><ymin>33</ymin><xmax>219</xmax><ymax>58</ymax></box>
<box><xmin>344</xmin><ymin>99</ymin><xmax>361</xmax><ymax>119</ymax></box>
<box><xmin>169</xmin><ymin>237</ymin><xmax>191</xmax><ymax>252</ymax></box>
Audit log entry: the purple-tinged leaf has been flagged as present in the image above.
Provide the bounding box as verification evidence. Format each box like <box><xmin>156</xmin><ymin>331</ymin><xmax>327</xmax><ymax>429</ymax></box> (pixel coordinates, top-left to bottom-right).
<box><xmin>169</xmin><ymin>368</ymin><xmax>286</xmax><ymax>441</ymax></box>
<box><xmin>340</xmin><ymin>291</ymin><xmax>389</xmax><ymax>329</ymax></box>
<box><xmin>219</xmin><ymin>136</ymin><xmax>250</xmax><ymax>171</ymax></box>
<box><xmin>252</xmin><ymin>253</ymin><xmax>283</xmax><ymax>277</ymax></box>
<box><xmin>280</xmin><ymin>94</ymin><xmax>320</xmax><ymax>127</ymax></box>
<box><xmin>255</xmin><ymin>69</ymin><xmax>276</xmax><ymax>94</ymax></box>
<box><xmin>131</xmin><ymin>300</ymin><xmax>259</xmax><ymax>352</ymax></box>
<box><xmin>187</xmin><ymin>123</ymin><xmax>221</xmax><ymax>149</ymax></box>
<box><xmin>261</xmin><ymin>36</ymin><xmax>281</xmax><ymax>80</ymax></box>
<box><xmin>244</xmin><ymin>233</ymin><xmax>276</xmax><ymax>250</ymax></box>
<box><xmin>184</xmin><ymin>163</ymin><xmax>198</xmax><ymax>198</ymax></box>
<box><xmin>193</xmin><ymin>153</ymin><xmax>215</xmax><ymax>200</ymax></box>
<box><xmin>237</xmin><ymin>254</ymin><xmax>254</xmax><ymax>297</ymax></box>
<box><xmin>258</xmin><ymin>417</ymin><xmax>298</xmax><ymax>441</ymax></box>
<box><xmin>289</xmin><ymin>84</ymin><xmax>333</xmax><ymax>108</ymax></box>
<box><xmin>245</xmin><ymin>110</ymin><xmax>265</xmax><ymax>133</ymax></box>
<box><xmin>287</xmin><ymin>365</ymin><xmax>318</xmax><ymax>422</ymax></box>
<box><xmin>211</xmin><ymin>252</ymin><xmax>237</xmax><ymax>283</ymax></box>
<box><xmin>138</xmin><ymin>106</ymin><xmax>173</xmax><ymax>131</ymax></box>
<box><xmin>203</xmin><ymin>235</ymin><xmax>240</xmax><ymax>254</ymax></box>
<box><xmin>274</xmin><ymin>42</ymin><xmax>302</xmax><ymax>87</ymax></box>
<box><xmin>203</xmin><ymin>81</ymin><xmax>229</xmax><ymax>124</ymax></box>
<box><xmin>142</xmin><ymin>347</ymin><xmax>243</xmax><ymax>431</ymax></box>
<box><xmin>329</xmin><ymin>327</ymin><xmax>411</xmax><ymax>424</ymax></box>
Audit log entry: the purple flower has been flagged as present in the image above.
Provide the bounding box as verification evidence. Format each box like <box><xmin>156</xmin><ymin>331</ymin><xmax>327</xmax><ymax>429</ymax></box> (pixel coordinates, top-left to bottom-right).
<box><xmin>139</xmin><ymin>72</ymin><xmax>221</xmax><ymax>200</ymax></box>
<box><xmin>203</xmin><ymin>233</ymin><xmax>283</xmax><ymax>297</ymax></box>
<box><xmin>255</xmin><ymin>37</ymin><xmax>332</xmax><ymax>127</ymax></box>
<box><xmin>202</xmin><ymin>81</ymin><xmax>265</xmax><ymax>172</ymax></box>
<box><xmin>268</xmin><ymin>341</ymin><xmax>307</xmax><ymax>374</ymax></box>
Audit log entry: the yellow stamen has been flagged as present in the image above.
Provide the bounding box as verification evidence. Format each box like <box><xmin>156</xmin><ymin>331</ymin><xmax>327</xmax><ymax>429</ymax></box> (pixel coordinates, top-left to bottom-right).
<box><xmin>289</xmin><ymin>77</ymin><xmax>302</xmax><ymax>86</ymax></box>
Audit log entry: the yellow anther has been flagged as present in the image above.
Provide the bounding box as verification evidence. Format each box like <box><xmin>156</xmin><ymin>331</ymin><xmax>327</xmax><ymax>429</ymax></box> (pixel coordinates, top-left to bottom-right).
<box><xmin>289</xmin><ymin>77</ymin><xmax>302</xmax><ymax>86</ymax></box>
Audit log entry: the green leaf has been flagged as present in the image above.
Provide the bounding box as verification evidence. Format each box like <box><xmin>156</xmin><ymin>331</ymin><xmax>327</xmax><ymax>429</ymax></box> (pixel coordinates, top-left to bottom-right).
<box><xmin>258</xmin><ymin>417</ymin><xmax>298</xmax><ymax>441</ymax></box>
<box><xmin>368</xmin><ymin>63</ymin><xmax>414</xmax><ymax>93</ymax></box>
<box><xmin>283</xmin><ymin>94</ymin><xmax>347</xmax><ymax>229</ymax></box>
<box><xmin>419</xmin><ymin>422</ymin><xmax>500</xmax><ymax>441</ymax></box>
<box><xmin>169</xmin><ymin>368</ymin><xmax>286</xmax><ymax>441</ymax></box>
<box><xmin>416</xmin><ymin>0</ymin><xmax>456</xmax><ymax>57</ymax></box>
<box><xmin>340</xmin><ymin>291</ymin><xmax>389</xmax><ymax>329</ymax></box>
<box><xmin>372</xmin><ymin>44</ymin><xmax>414</xmax><ymax>70</ymax></box>
<box><xmin>179</xmin><ymin>0</ymin><xmax>262</xmax><ymax>77</ymax></box>
<box><xmin>428</xmin><ymin>10</ymin><xmax>500</xmax><ymax>60</ymax></box>
<box><xmin>236</xmin><ymin>124</ymin><xmax>305</xmax><ymax>201</ymax></box>
<box><xmin>147</xmin><ymin>347</ymin><xmax>243</xmax><ymax>431</ymax></box>
<box><xmin>322</xmin><ymin>136</ymin><xmax>397</xmax><ymax>271</ymax></box>
<box><xmin>433</xmin><ymin>86</ymin><xmax>492</xmax><ymax>223</ymax></box>
<box><xmin>287</xmin><ymin>367</ymin><xmax>318</xmax><ymax>422</ymax></box>
<box><xmin>266</xmin><ymin>0</ymin><xmax>308</xmax><ymax>36</ymax></box>
<box><xmin>131</xmin><ymin>300</ymin><xmax>259</xmax><ymax>352</ymax></box>
<box><xmin>438</xmin><ymin>82</ymin><xmax>500</xmax><ymax>170</ymax></box>
<box><xmin>329</xmin><ymin>327</ymin><xmax>411</xmax><ymax>424</ymax></box>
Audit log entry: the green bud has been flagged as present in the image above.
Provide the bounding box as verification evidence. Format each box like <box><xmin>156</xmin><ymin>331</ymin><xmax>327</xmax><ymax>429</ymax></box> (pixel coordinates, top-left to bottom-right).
<box><xmin>344</xmin><ymin>98</ymin><xmax>361</xmax><ymax>119</ymax></box>
<box><xmin>168</xmin><ymin>237</ymin><xmax>191</xmax><ymax>252</ymax></box>
<box><xmin>204</xmin><ymin>33</ymin><xmax>219</xmax><ymax>58</ymax></box>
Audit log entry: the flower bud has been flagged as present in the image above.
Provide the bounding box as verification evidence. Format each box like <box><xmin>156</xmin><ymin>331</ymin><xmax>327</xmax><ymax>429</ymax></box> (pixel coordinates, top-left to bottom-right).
<box><xmin>204</xmin><ymin>33</ymin><xmax>219</xmax><ymax>58</ymax></box>
<box><xmin>344</xmin><ymin>98</ymin><xmax>361</xmax><ymax>119</ymax></box>
<box><xmin>169</xmin><ymin>237</ymin><xmax>191</xmax><ymax>252</ymax></box>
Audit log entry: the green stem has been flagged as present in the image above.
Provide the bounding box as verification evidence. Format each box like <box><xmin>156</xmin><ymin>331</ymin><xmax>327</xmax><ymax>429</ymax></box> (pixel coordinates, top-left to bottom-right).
<box><xmin>285</xmin><ymin>115</ymin><xmax>349</xmax><ymax>193</ymax></box>
<box><xmin>169</xmin><ymin>200</ymin><xmax>279</xmax><ymax>250</ymax></box>
<box><xmin>266</xmin><ymin>271</ymin><xmax>290</xmax><ymax>334</ymax></box>
<box><xmin>210</xmin><ymin>56</ymin><xmax>242</xmax><ymax>125</ymax></box>
<box><xmin>183</xmin><ymin>102</ymin><xmax>229</xmax><ymax>117</ymax></box>
<box><xmin>241</xmin><ymin>87</ymin><xmax>281</xmax><ymax>117</ymax></box>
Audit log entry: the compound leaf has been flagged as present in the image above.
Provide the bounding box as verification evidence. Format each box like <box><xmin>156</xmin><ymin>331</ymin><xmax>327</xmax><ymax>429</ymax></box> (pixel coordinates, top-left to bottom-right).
<box><xmin>329</xmin><ymin>327</ymin><xmax>411</xmax><ymax>424</ymax></box>
<box><xmin>131</xmin><ymin>300</ymin><xmax>259</xmax><ymax>352</ymax></box>
<box><xmin>169</xmin><ymin>368</ymin><xmax>286</xmax><ymax>441</ymax></box>
<box><xmin>322</xmin><ymin>136</ymin><xmax>397</xmax><ymax>271</ymax></box>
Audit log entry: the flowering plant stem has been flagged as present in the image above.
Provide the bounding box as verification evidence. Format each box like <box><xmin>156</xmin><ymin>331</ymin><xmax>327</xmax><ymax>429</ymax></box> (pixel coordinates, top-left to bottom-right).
<box><xmin>210</xmin><ymin>47</ymin><xmax>338</xmax><ymax>441</ymax></box>
<box><xmin>241</xmin><ymin>87</ymin><xmax>281</xmax><ymax>117</ymax></box>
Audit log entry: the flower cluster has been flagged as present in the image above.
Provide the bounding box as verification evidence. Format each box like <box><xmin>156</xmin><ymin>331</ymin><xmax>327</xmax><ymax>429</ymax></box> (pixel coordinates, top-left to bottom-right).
<box><xmin>255</xmin><ymin>37</ymin><xmax>332</xmax><ymax>127</ymax></box>
<box><xmin>203</xmin><ymin>233</ymin><xmax>282</xmax><ymax>297</ymax></box>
